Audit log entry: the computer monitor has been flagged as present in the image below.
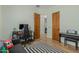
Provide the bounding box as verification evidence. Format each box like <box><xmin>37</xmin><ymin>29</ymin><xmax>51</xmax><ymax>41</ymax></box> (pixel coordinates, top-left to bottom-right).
<box><xmin>19</xmin><ymin>24</ymin><xmax>24</xmax><ymax>30</ymax></box>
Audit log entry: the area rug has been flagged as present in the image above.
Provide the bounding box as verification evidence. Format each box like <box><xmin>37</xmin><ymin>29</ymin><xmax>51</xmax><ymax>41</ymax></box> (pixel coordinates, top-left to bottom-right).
<box><xmin>24</xmin><ymin>42</ymin><xmax>65</xmax><ymax>53</ymax></box>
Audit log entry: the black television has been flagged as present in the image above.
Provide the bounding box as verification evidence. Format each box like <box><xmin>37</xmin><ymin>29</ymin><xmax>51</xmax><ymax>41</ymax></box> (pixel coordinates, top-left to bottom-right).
<box><xmin>19</xmin><ymin>24</ymin><xmax>24</xmax><ymax>30</ymax></box>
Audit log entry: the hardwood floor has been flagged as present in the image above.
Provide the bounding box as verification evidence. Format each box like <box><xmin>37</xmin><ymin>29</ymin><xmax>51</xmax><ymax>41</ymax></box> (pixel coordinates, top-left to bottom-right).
<box><xmin>38</xmin><ymin>36</ymin><xmax>79</xmax><ymax>53</ymax></box>
<box><xmin>23</xmin><ymin>35</ymin><xmax>79</xmax><ymax>53</ymax></box>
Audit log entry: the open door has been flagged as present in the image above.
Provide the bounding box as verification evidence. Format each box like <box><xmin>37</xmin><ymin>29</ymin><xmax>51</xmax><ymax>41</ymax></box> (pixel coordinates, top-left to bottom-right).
<box><xmin>34</xmin><ymin>13</ymin><xmax>40</xmax><ymax>39</ymax></box>
<box><xmin>52</xmin><ymin>11</ymin><xmax>60</xmax><ymax>41</ymax></box>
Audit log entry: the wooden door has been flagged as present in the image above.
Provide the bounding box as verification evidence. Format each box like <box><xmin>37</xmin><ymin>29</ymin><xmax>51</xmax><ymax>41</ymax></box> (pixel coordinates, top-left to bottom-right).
<box><xmin>34</xmin><ymin>13</ymin><xmax>40</xmax><ymax>39</ymax></box>
<box><xmin>52</xmin><ymin>12</ymin><xmax>60</xmax><ymax>41</ymax></box>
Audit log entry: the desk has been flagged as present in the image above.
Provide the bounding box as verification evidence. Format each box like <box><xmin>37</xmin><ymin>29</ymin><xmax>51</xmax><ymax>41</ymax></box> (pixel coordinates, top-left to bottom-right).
<box><xmin>12</xmin><ymin>31</ymin><xmax>34</xmax><ymax>45</ymax></box>
<box><xmin>12</xmin><ymin>31</ymin><xmax>29</xmax><ymax>40</ymax></box>
<box><xmin>59</xmin><ymin>33</ymin><xmax>79</xmax><ymax>50</ymax></box>
<box><xmin>12</xmin><ymin>31</ymin><xmax>24</xmax><ymax>35</ymax></box>
<box><xmin>12</xmin><ymin>31</ymin><xmax>25</xmax><ymax>45</ymax></box>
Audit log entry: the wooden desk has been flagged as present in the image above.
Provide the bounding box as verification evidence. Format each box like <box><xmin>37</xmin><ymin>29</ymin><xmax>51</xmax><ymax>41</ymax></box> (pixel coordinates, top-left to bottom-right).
<box><xmin>13</xmin><ymin>31</ymin><xmax>24</xmax><ymax>35</ymax></box>
<box><xmin>59</xmin><ymin>33</ymin><xmax>79</xmax><ymax>50</ymax></box>
<box><xmin>12</xmin><ymin>31</ymin><xmax>34</xmax><ymax>44</ymax></box>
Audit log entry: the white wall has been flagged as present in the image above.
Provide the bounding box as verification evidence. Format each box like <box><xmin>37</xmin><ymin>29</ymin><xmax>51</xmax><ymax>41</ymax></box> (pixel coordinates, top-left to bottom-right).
<box><xmin>1</xmin><ymin>5</ymin><xmax>79</xmax><ymax>43</ymax></box>
<box><xmin>1</xmin><ymin>5</ymin><xmax>51</xmax><ymax>40</ymax></box>
<box><xmin>37</xmin><ymin>6</ymin><xmax>79</xmax><ymax>46</ymax></box>
<box><xmin>1</xmin><ymin>5</ymin><xmax>35</xmax><ymax>40</ymax></box>
<box><xmin>0</xmin><ymin>6</ymin><xmax>2</xmax><ymax>40</ymax></box>
<box><xmin>40</xmin><ymin>15</ymin><xmax>45</xmax><ymax>35</ymax></box>
<box><xmin>47</xmin><ymin>6</ymin><xmax>79</xmax><ymax>38</ymax></box>
<box><xmin>47</xmin><ymin>5</ymin><xmax>79</xmax><ymax>46</ymax></box>
<box><xmin>37</xmin><ymin>5</ymin><xmax>79</xmax><ymax>39</ymax></box>
<box><xmin>50</xmin><ymin>6</ymin><xmax>79</xmax><ymax>33</ymax></box>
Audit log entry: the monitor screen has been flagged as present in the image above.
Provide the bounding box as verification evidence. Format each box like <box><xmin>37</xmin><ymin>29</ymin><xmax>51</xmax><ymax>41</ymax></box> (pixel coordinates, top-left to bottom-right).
<box><xmin>19</xmin><ymin>24</ymin><xmax>24</xmax><ymax>29</ymax></box>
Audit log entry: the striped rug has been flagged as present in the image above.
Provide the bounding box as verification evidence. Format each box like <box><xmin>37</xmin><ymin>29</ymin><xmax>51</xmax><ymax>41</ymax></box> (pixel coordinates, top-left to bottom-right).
<box><xmin>24</xmin><ymin>42</ymin><xmax>65</xmax><ymax>53</ymax></box>
<box><xmin>24</xmin><ymin>47</ymin><xmax>64</xmax><ymax>53</ymax></box>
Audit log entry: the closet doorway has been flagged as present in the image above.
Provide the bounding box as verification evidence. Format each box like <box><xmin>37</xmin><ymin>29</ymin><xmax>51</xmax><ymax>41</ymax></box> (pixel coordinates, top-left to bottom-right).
<box><xmin>40</xmin><ymin>15</ymin><xmax>47</xmax><ymax>39</ymax></box>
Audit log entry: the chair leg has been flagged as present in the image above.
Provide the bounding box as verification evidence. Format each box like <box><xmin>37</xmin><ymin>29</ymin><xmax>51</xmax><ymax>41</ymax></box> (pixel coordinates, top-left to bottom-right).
<box><xmin>76</xmin><ymin>42</ymin><xmax>78</xmax><ymax>50</ymax></box>
<box><xmin>64</xmin><ymin>39</ymin><xmax>67</xmax><ymax>46</ymax></box>
<box><xmin>59</xmin><ymin>37</ymin><xmax>61</xmax><ymax>43</ymax></box>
